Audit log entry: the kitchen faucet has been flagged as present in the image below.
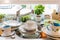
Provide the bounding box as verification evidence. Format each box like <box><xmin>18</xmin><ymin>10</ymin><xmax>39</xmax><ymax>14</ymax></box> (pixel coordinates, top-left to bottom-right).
<box><xmin>16</xmin><ymin>5</ymin><xmax>26</xmax><ymax>21</ymax></box>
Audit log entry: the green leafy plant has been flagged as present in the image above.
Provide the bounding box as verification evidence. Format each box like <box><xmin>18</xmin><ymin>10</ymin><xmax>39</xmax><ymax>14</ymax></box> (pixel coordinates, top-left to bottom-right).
<box><xmin>20</xmin><ymin>15</ymin><xmax>31</xmax><ymax>22</ymax></box>
<box><xmin>34</xmin><ymin>5</ymin><xmax>45</xmax><ymax>15</ymax></box>
<box><xmin>0</xmin><ymin>14</ymin><xmax>5</xmax><ymax>19</ymax></box>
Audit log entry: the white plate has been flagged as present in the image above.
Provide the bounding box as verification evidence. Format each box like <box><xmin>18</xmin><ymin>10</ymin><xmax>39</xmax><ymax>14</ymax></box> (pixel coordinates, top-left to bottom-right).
<box><xmin>3</xmin><ymin>20</ymin><xmax>22</xmax><ymax>27</ymax></box>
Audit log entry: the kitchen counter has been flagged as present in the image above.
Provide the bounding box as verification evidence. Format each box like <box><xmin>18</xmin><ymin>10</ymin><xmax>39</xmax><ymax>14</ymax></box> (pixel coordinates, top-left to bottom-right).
<box><xmin>0</xmin><ymin>34</ymin><xmax>60</xmax><ymax>40</ymax></box>
<box><xmin>0</xmin><ymin>34</ymin><xmax>45</xmax><ymax>40</ymax></box>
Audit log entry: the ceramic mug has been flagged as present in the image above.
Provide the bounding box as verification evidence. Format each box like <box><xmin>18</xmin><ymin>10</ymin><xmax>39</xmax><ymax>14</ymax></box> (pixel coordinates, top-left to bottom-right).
<box><xmin>2</xmin><ymin>25</ymin><xmax>11</xmax><ymax>36</ymax></box>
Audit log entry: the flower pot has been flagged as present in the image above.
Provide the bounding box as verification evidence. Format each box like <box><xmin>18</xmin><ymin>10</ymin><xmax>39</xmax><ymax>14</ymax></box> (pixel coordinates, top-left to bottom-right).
<box><xmin>35</xmin><ymin>15</ymin><xmax>42</xmax><ymax>31</ymax></box>
<box><xmin>36</xmin><ymin>15</ymin><xmax>41</xmax><ymax>22</ymax></box>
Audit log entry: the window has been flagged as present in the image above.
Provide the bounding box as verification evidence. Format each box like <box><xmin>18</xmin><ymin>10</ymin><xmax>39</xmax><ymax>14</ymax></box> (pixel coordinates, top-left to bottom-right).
<box><xmin>0</xmin><ymin>4</ymin><xmax>58</xmax><ymax>15</ymax></box>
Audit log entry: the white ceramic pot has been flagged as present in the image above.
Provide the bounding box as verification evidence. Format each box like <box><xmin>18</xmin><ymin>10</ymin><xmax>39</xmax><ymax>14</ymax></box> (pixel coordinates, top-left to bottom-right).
<box><xmin>36</xmin><ymin>15</ymin><xmax>41</xmax><ymax>22</ymax></box>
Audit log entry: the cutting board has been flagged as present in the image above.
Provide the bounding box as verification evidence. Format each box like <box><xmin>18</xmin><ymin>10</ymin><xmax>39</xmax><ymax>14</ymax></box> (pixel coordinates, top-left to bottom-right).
<box><xmin>52</xmin><ymin>10</ymin><xmax>60</xmax><ymax>21</ymax></box>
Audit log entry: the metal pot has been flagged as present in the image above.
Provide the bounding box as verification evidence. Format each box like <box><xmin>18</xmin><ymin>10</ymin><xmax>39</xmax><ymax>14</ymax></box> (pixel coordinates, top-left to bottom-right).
<box><xmin>18</xmin><ymin>20</ymin><xmax>39</xmax><ymax>38</ymax></box>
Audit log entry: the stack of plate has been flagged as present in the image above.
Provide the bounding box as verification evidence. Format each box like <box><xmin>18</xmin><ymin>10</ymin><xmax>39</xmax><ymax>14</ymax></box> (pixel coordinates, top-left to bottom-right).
<box><xmin>3</xmin><ymin>20</ymin><xmax>22</xmax><ymax>31</ymax></box>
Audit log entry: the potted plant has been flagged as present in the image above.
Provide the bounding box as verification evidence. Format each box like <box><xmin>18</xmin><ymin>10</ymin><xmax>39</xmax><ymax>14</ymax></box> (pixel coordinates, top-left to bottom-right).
<box><xmin>0</xmin><ymin>14</ymin><xmax>5</xmax><ymax>22</ymax></box>
<box><xmin>20</xmin><ymin>15</ymin><xmax>31</xmax><ymax>22</ymax></box>
<box><xmin>34</xmin><ymin>4</ymin><xmax>45</xmax><ymax>21</ymax></box>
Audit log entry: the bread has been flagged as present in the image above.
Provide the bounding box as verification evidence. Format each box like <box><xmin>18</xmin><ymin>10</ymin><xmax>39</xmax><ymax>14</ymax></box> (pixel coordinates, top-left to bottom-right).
<box><xmin>0</xmin><ymin>28</ymin><xmax>3</xmax><ymax>35</ymax></box>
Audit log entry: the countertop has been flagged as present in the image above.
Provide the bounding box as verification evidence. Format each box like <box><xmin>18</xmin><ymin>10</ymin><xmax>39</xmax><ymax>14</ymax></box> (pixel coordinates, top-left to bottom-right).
<box><xmin>0</xmin><ymin>34</ymin><xmax>45</xmax><ymax>40</ymax></box>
